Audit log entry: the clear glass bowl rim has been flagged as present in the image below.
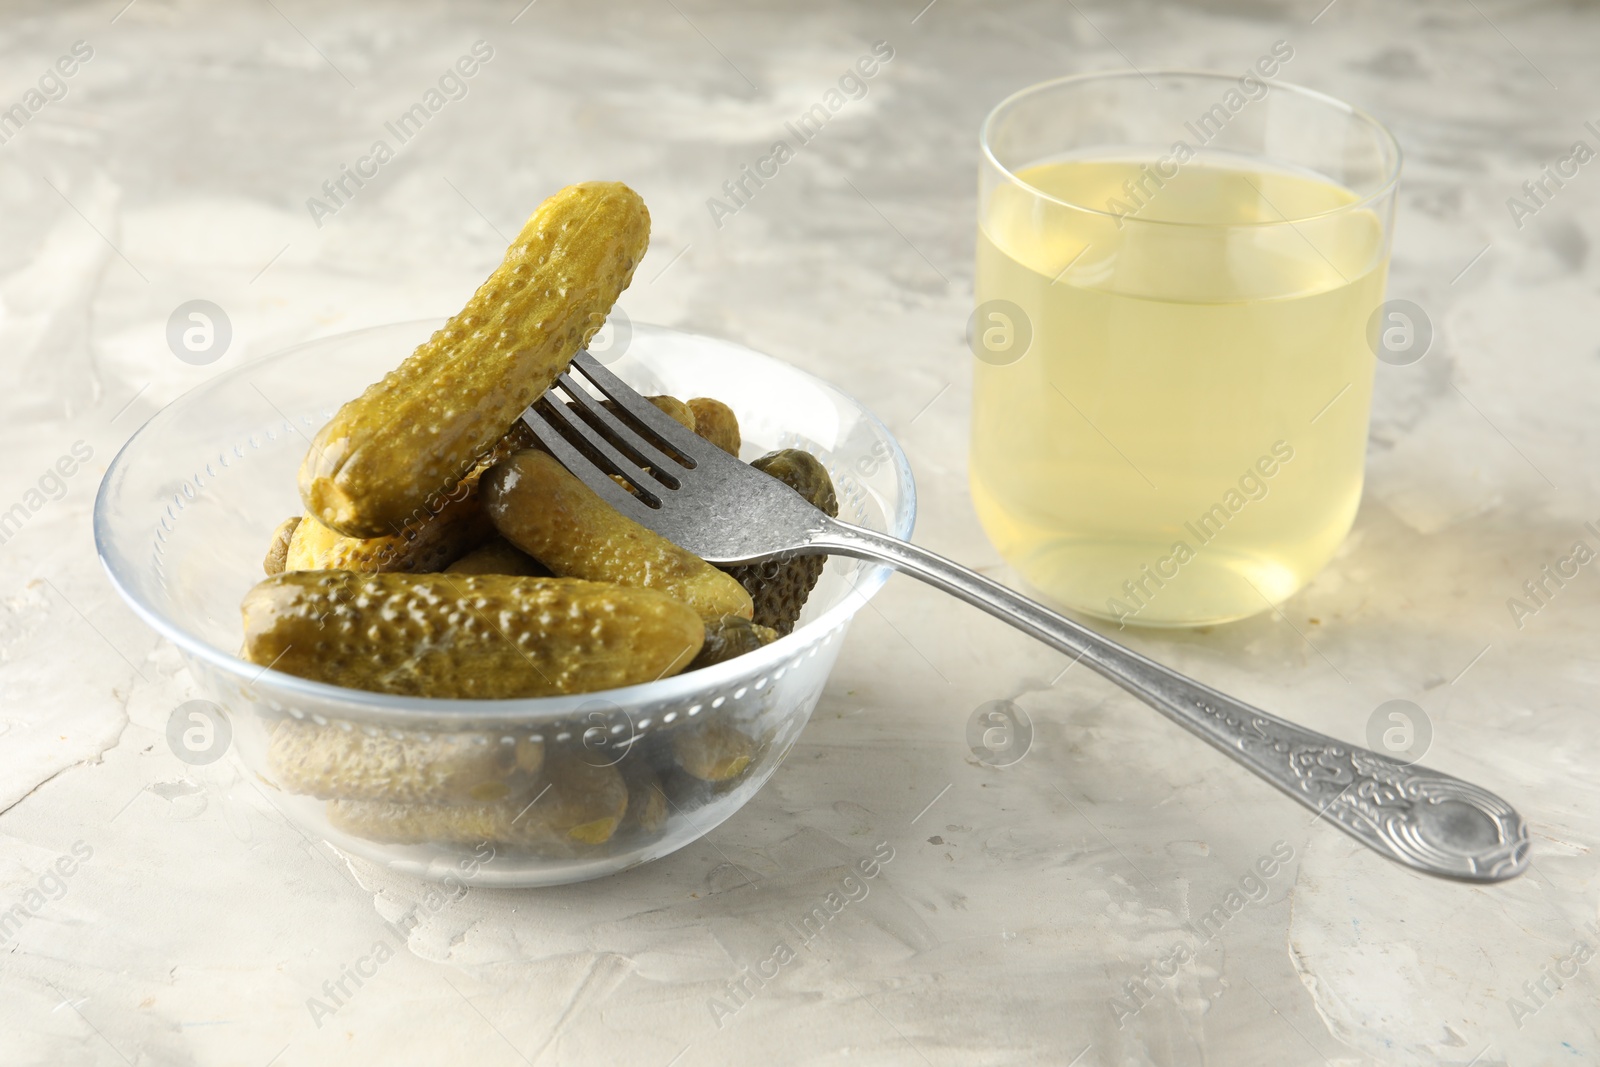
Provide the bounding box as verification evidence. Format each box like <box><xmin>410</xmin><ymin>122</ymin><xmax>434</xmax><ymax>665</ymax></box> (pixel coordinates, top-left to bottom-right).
<box><xmin>93</xmin><ymin>319</ymin><xmax>918</xmax><ymax>723</ymax></box>
<box><xmin>979</xmin><ymin>68</ymin><xmax>1403</xmax><ymax>229</ymax></box>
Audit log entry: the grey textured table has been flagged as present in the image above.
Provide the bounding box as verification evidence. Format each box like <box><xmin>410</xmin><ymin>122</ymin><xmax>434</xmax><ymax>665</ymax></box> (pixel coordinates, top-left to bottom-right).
<box><xmin>1</xmin><ymin>1</ymin><xmax>1596</xmax><ymax>1064</ymax></box>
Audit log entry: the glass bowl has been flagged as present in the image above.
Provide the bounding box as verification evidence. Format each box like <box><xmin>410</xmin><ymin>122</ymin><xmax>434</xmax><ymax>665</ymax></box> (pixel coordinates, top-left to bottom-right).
<box><xmin>95</xmin><ymin>321</ymin><xmax>915</xmax><ymax>887</ymax></box>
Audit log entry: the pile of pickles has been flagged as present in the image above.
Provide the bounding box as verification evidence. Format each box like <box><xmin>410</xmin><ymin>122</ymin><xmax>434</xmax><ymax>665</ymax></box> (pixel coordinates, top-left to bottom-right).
<box><xmin>241</xmin><ymin>182</ymin><xmax>836</xmax><ymax>855</ymax></box>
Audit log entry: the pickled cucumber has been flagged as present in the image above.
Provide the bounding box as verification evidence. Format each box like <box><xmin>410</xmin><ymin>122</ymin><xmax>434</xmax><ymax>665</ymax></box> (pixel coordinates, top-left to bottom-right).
<box><xmin>483</xmin><ymin>449</ymin><xmax>754</xmax><ymax>623</ymax></box>
<box><xmin>444</xmin><ymin>536</ymin><xmax>550</xmax><ymax>577</ymax></box>
<box><xmin>240</xmin><ymin>572</ymin><xmax>703</xmax><ymax>698</ymax></box>
<box><xmin>722</xmin><ymin>449</ymin><xmax>838</xmax><ymax>634</ymax></box>
<box><xmin>687</xmin><ymin>397</ymin><xmax>740</xmax><ymax>456</ymax></box>
<box><xmin>672</xmin><ymin>717</ymin><xmax>758</xmax><ymax>783</ymax></box>
<box><xmin>269</xmin><ymin>718</ymin><xmax>544</xmax><ymax>804</ymax></box>
<box><xmin>264</xmin><ymin>516</ymin><xmax>300</xmax><ymax>576</ymax></box>
<box><xmin>620</xmin><ymin>760</ymin><xmax>668</xmax><ymax>834</ymax></box>
<box><xmin>327</xmin><ymin>752</ymin><xmax>628</xmax><ymax>848</ymax></box>
<box><xmin>285</xmin><ymin>475</ymin><xmax>493</xmax><ymax>574</ymax></box>
<box><xmin>299</xmin><ymin>182</ymin><xmax>651</xmax><ymax>539</ymax></box>
<box><xmin>689</xmin><ymin>614</ymin><xmax>779</xmax><ymax>670</ymax></box>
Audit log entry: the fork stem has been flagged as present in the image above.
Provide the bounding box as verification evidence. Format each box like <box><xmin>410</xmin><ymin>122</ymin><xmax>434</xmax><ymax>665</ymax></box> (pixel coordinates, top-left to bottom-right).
<box><xmin>810</xmin><ymin>517</ymin><xmax>1529</xmax><ymax>883</ymax></box>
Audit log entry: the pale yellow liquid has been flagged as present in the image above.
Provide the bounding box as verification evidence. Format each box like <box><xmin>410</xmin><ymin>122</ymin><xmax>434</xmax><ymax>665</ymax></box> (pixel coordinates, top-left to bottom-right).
<box><xmin>971</xmin><ymin>156</ymin><xmax>1386</xmax><ymax>626</ymax></box>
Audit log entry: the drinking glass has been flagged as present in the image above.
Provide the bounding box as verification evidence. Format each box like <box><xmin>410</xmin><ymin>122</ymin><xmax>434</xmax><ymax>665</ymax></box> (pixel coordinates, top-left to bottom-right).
<box><xmin>970</xmin><ymin>69</ymin><xmax>1400</xmax><ymax>626</ymax></box>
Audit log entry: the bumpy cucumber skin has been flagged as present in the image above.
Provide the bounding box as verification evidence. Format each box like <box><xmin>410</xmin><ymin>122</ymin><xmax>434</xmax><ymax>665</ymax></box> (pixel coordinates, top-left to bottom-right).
<box><xmin>484</xmin><ymin>449</ymin><xmax>754</xmax><ymax>623</ymax></box>
<box><xmin>687</xmin><ymin>397</ymin><xmax>740</xmax><ymax>456</ymax></box>
<box><xmin>689</xmin><ymin>614</ymin><xmax>779</xmax><ymax>670</ymax></box>
<box><xmin>264</xmin><ymin>516</ymin><xmax>300</xmax><ymax>575</ymax></box>
<box><xmin>286</xmin><ymin>475</ymin><xmax>493</xmax><ymax>575</ymax></box>
<box><xmin>299</xmin><ymin>182</ymin><xmax>651</xmax><ymax>539</ymax></box>
<box><xmin>723</xmin><ymin>449</ymin><xmax>838</xmax><ymax>635</ymax></box>
<box><xmin>444</xmin><ymin>536</ymin><xmax>551</xmax><ymax>577</ymax></box>
<box><xmin>269</xmin><ymin>718</ymin><xmax>544</xmax><ymax>804</ymax></box>
<box><xmin>240</xmin><ymin>572</ymin><xmax>703</xmax><ymax>698</ymax></box>
<box><xmin>327</xmin><ymin>752</ymin><xmax>628</xmax><ymax>847</ymax></box>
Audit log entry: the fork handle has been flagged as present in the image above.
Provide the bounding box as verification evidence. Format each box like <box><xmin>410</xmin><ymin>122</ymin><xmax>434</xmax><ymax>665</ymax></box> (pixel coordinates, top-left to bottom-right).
<box><xmin>810</xmin><ymin>518</ymin><xmax>1529</xmax><ymax>883</ymax></box>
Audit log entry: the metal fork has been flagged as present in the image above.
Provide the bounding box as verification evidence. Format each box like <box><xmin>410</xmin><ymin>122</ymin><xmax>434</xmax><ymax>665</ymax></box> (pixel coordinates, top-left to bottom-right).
<box><xmin>520</xmin><ymin>351</ymin><xmax>1530</xmax><ymax>883</ymax></box>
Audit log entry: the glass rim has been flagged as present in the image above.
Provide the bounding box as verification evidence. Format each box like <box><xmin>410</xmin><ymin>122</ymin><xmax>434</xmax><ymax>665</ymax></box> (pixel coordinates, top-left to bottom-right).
<box><xmin>979</xmin><ymin>69</ymin><xmax>1403</xmax><ymax>229</ymax></box>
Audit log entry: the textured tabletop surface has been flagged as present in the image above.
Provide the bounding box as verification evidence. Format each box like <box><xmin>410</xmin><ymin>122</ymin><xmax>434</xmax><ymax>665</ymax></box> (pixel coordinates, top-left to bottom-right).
<box><xmin>1</xmin><ymin>0</ymin><xmax>1597</xmax><ymax>1064</ymax></box>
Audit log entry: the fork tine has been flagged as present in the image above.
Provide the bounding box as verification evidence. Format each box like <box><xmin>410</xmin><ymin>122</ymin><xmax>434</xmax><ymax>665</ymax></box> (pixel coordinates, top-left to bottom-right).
<box><xmin>530</xmin><ymin>395</ymin><xmax>664</xmax><ymax>501</ymax></box>
<box><xmin>568</xmin><ymin>351</ymin><xmax>712</xmax><ymax>464</ymax></box>
<box><xmin>555</xmin><ymin>372</ymin><xmax>681</xmax><ymax>481</ymax></box>
<box><xmin>520</xmin><ymin>401</ymin><xmax>666</xmax><ymax>524</ymax></box>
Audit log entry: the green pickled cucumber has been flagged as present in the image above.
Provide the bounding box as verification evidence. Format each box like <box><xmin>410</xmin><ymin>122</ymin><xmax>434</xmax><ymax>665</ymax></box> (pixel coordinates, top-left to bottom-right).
<box><xmin>269</xmin><ymin>718</ymin><xmax>544</xmax><ymax>804</ymax></box>
<box><xmin>264</xmin><ymin>516</ymin><xmax>300</xmax><ymax>576</ymax></box>
<box><xmin>327</xmin><ymin>751</ymin><xmax>628</xmax><ymax>848</ymax></box>
<box><xmin>444</xmin><ymin>536</ymin><xmax>551</xmax><ymax>577</ymax></box>
<box><xmin>240</xmin><ymin>572</ymin><xmax>703</xmax><ymax>698</ymax></box>
<box><xmin>620</xmin><ymin>760</ymin><xmax>669</xmax><ymax>834</ymax></box>
<box><xmin>689</xmin><ymin>614</ymin><xmax>779</xmax><ymax>671</ymax></box>
<box><xmin>671</xmin><ymin>717</ymin><xmax>758</xmax><ymax>783</ymax></box>
<box><xmin>687</xmin><ymin>397</ymin><xmax>740</xmax><ymax>456</ymax></box>
<box><xmin>299</xmin><ymin>182</ymin><xmax>651</xmax><ymax>539</ymax></box>
<box><xmin>483</xmin><ymin>449</ymin><xmax>754</xmax><ymax>623</ymax></box>
<box><xmin>285</xmin><ymin>471</ymin><xmax>494</xmax><ymax>574</ymax></box>
<box><xmin>721</xmin><ymin>449</ymin><xmax>838</xmax><ymax>634</ymax></box>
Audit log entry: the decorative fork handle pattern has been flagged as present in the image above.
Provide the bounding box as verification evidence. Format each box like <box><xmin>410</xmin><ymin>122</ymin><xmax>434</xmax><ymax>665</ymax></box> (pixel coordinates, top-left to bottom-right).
<box><xmin>812</xmin><ymin>518</ymin><xmax>1530</xmax><ymax>883</ymax></box>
